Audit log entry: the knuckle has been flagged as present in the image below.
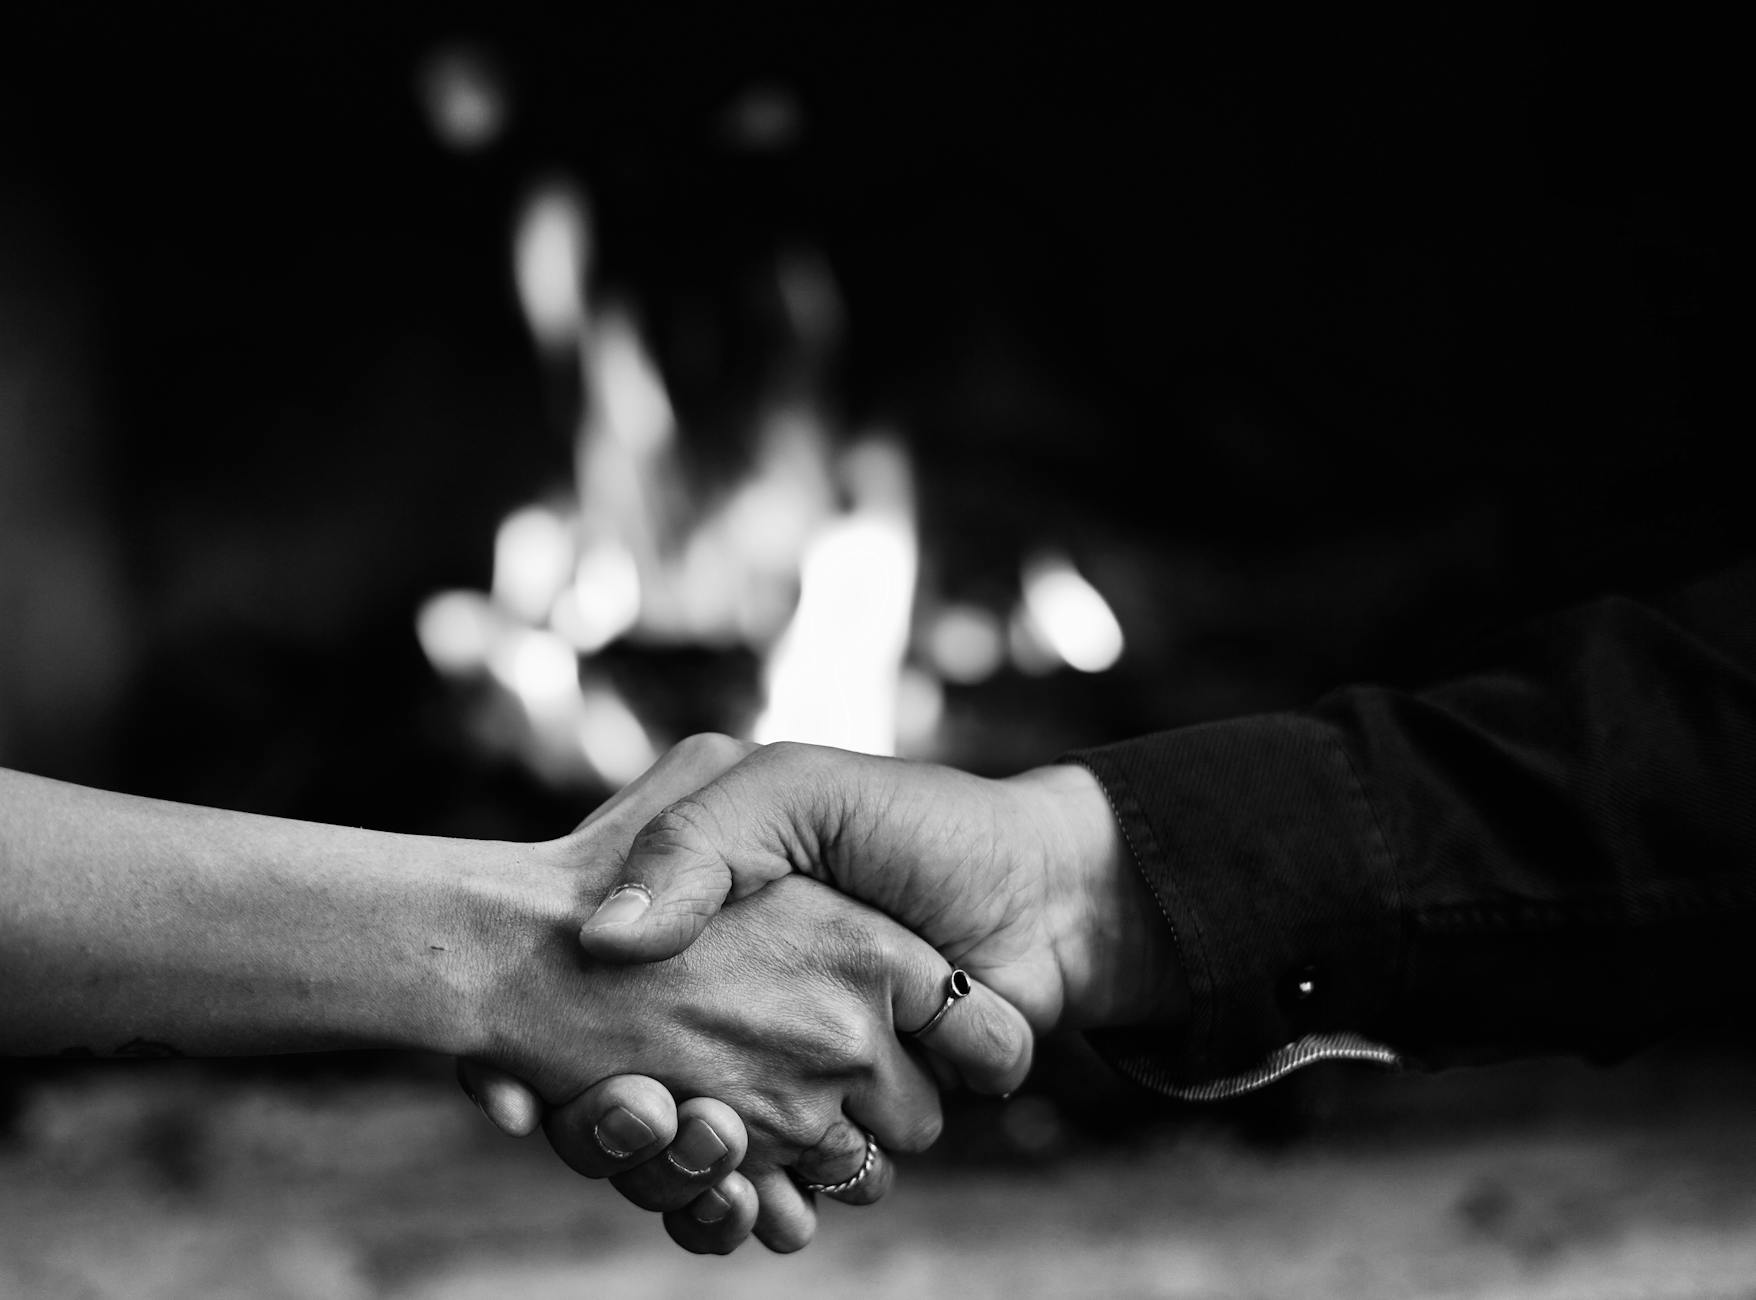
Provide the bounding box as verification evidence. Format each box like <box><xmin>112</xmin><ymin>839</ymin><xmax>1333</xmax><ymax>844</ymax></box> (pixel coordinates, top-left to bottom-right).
<box><xmin>799</xmin><ymin>1121</ymin><xmax>866</xmax><ymax>1170</ymax></box>
<box><xmin>754</xmin><ymin>739</ymin><xmax>823</xmax><ymax>782</ymax></box>
<box><xmin>815</xmin><ymin>1016</ymin><xmax>880</xmax><ymax>1078</ymax></box>
<box><xmin>632</xmin><ymin>798</ymin><xmax>721</xmax><ymax>861</ymax></box>
<box><xmin>815</xmin><ymin>912</ymin><xmax>888</xmax><ymax>979</ymax></box>
<box><xmin>734</xmin><ymin>1092</ymin><xmax>788</xmax><ymax>1138</ymax></box>
<box><xmin>757</xmin><ymin>739</ymin><xmax>807</xmax><ymax>765</ymax></box>
<box><xmin>674</xmin><ymin>731</ymin><xmax>747</xmax><ymax>770</ymax></box>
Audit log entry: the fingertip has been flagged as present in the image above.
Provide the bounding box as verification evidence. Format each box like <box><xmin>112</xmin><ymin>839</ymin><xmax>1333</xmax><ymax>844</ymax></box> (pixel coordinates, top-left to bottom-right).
<box><xmin>981</xmin><ymin>1027</ymin><xmax>1034</xmax><ymax>1097</ymax></box>
<box><xmin>543</xmin><ymin>1076</ymin><xmax>683</xmax><ymax>1180</ymax></box>
<box><xmin>673</xmin><ymin>1096</ymin><xmax>750</xmax><ymax>1169</ymax></box>
<box><xmin>972</xmin><ymin>995</ymin><xmax>1035</xmax><ymax>1096</ymax></box>
<box><xmin>976</xmin><ymin>1006</ymin><xmax>1036</xmax><ymax>1097</ymax></box>
<box><xmin>750</xmin><ymin>1168</ymin><xmax>817</xmax><ymax>1254</ymax></box>
<box><xmin>923</xmin><ymin>983</ymin><xmax>1036</xmax><ymax>1098</ymax></box>
<box><xmin>476</xmin><ymin>1073</ymin><xmax>545</xmax><ymax>1137</ymax></box>
<box><xmin>575</xmin><ymin>914</ymin><xmax>698</xmax><ymax>964</ymax></box>
<box><xmin>663</xmin><ymin>1172</ymin><xmax>760</xmax><ymax>1255</ymax></box>
<box><xmin>585</xmin><ymin>1075</ymin><xmax>681</xmax><ymax>1159</ymax></box>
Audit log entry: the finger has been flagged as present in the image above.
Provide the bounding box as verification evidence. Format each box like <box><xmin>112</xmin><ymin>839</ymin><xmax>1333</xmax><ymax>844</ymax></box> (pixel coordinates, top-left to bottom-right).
<box><xmin>566</xmin><ymin>732</ymin><xmax>754</xmax><ymax>838</ymax></box>
<box><xmin>457</xmin><ymin>1059</ymin><xmax>544</xmax><ymax>1137</ymax></box>
<box><xmin>842</xmin><ymin>1036</ymin><xmax>943</xmax><ymax>1159</ymax></box>
<box><xmin>749</xmin><ymin>1164</ymin><xmax>817</xmax><ymax>1254</ymax></box>
<box><xmin>532</xmin><ymin>1075</ymin><xmax>681</xmax><ymax>1178</ymax></box>
<box><xmin>791</xmin><ymin>1120</ymin><xmax>896</xmax><ymax>1208</ymax></box>
<box><xmin>895</xmin><ymin>963</ymin><xmax>1035</xmax><ymax>1098</ymax></box>
<box><xmin>608</xmin><ymin>1099</ymin><xmax>748</xmax><ymax>1213</ymax></box>
<box><xmin>662</xmin><ymin>1172</ymin><xmax>760</xmax><ymax>1255</ymax></box>
<box><xmin>577</xmin><ymin>740</ymin><xmax>905</xmax><ymax>964</ymax></box>
<box><xmin>577</xmin><ymin>775</ymin><xmax>790</xmax><ymax>964</ymax></box>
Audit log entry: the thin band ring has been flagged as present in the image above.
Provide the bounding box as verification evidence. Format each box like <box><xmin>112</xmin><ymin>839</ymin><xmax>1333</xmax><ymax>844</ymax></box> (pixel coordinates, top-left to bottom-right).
<box><xmin>802</xmin><ymin>1132</ymin><xmax>879</xmax><ymax>1195</ymax></box>
<box><xmin>905</xmin><ymin>967</ymin><xmax>973</xmax><ymax>1040</ymax></box>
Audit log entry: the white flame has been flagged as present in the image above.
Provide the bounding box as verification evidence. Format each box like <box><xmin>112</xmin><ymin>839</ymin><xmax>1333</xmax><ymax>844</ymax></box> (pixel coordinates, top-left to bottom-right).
<box><xmin>629</xmin><ymin>405</ymin><xmax>838</xmax><ymax>648</ymax></box>
<box><xmin>923</xmin><ymin>603</ymin><xmax>1006</xmax><ymax>684</ymax></box>
<box><xmin>774</xmin><ymin>249</ymin><xmax>843</xmax><ymax>352</ymax></box>
<box><xmin>1020</xmin><ymin>551</ymin><xmax>1125</xmax><ymax>673</ymax></box>
<box><xmin>420</xmin><ymin>221</ymin><xmax>956</xmax><ymax>786</ymax></box>
<box><xmin>551</xmin><ymin>537</ymin><xmax>642</xmax><ymax>653</ymax></box>
<box><xmin>416</xmin><ymin>46</ymin><xmax>509</xmax><ymax>153</ymax></box>
<box><xmin>895</xmin><ymin>664</ymin><xmax>945</xmax><ymax>756</ymax></box>
<box><xmin>587</xmin><ymin>308</ymin><xmax>675</xmax><ymax>458</ymax></box>
<box><xmin>492</xmin><ymin>505</ymin><xmax>577</xmax><ymax>625</ymax></box>
<box><xmin>416</xmin><ymin>590</ymin><xmax>501</xmax><ymax>675</ymax></box>
<box><xmin>754</xmin><ymin>439</ymin><xmax>916</xmax><ymax>755</ymax></box>
<box><xmin>486</xmin><ymin>626</ymin><xmax>581</xmax><ymax>713</ymax></box>
<box><xmin>1007</xmin><ymin>603</ymin><xmax>1060</xmax><ymax>677</ymax></box>
<box><xmin>576</xmin><ymin>681</ymin><xmax>659</xmax><ymax>786</ymax></box>
<box><xmin>514</xmin><ymin>183</ymin><xmax>591</xmax><ymax>355</ymax></box>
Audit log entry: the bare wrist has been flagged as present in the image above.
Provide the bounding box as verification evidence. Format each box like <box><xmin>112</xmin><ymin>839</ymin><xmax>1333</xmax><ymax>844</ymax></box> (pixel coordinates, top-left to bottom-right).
<box><xmin>436</xmin><ymin>839</ymin><xmax>581</xmax><ymax>1064</ymax></box>
<box><xmin>439</xmin><ymin>831</ymin><xmax>647</xmax><ymax>1102</ymax></box>
<box><xmin>1006</xmin><ymin>763</ymin><xmax>1188</xmax><ymax>1031</ymax></box>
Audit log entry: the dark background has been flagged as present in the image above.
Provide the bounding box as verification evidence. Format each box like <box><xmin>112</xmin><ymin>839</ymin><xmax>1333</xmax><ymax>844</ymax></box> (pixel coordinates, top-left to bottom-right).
<box><xmin>2</xmin><ymin>7</ymin><xmax>1743</xmax><ymax>810</ymax></box>
<box><xmin>0</xmin><ymin>9</ymin><xmax>1750</xmax><ymax>1293</ymax></box>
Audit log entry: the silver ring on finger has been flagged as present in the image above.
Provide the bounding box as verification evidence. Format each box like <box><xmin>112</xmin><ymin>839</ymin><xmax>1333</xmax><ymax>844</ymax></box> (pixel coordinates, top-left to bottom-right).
<box><xmin>905</xmin><ymin>967</ymin><xmax>973</xmax><ymax>1040</ymax></box>
<box><xmin>802</xmin><ymin>1131</ymin><xmax>879</xmax><ymax>1195</ymax></box>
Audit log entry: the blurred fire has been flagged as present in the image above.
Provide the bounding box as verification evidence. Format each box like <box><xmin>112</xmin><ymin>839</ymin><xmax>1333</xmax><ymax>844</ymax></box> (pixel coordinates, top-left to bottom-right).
<box><xmin>416</xmin><ymin>161</ymin><xmax>1125</xmax><ymax>788</ymax></box>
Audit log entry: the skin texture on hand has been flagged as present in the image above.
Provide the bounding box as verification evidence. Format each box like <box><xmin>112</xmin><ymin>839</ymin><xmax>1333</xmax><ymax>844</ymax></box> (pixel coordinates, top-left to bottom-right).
<box><xmin>0</xmin><ymin>765</ymin><xmax>517</xmax><ymax>1059</ymax></box>
<box><xmin>453</xmin><ymin>738</ymin><xmax>1030</xmax><ymax>1252</ymax></box>
<box><xmin>455</xmin><ymin>1064</ymin><xmax>762</xmax><ymax>1252</ymax></box>
<box><xmin>573</xmin><ymin>740</ymin><xmax>1187</xmax><ymax>1034</ymax></box>
<box><xmin>454</xmin><ymin>736</ymin><xmax>761</xmax><ymax>1248</ymax></box>
<box><xmin>468</xmin><ymin>860</ymin><xmax>1029</xmax><ymax>1250</ymax></box>
<box><xmin>459</xmin><ymin>736</ymin><xmax>1178</xmax><ymax>1254</ymax></box>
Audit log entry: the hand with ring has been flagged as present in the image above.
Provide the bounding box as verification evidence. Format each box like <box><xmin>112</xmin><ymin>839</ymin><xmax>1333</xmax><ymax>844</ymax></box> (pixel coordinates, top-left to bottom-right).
<box><xmin>460</xmin><ymin>735</ymin><xmax>1183</xmax><ymax>1250</ymax></box>
<box><xmin>451</xmin><ymin>734</ymin><xmax>1032</xmax><ymax>1253</ymax></box>
<box><xmin>471</xmin><ymin>869</ymin><xmax>1031</xmax><ymax>1252</ymax></box>
<box><xmin>569</xmin><ymin>738</ymin><xmax>1186</xmax><ymax>1038</ymax></box>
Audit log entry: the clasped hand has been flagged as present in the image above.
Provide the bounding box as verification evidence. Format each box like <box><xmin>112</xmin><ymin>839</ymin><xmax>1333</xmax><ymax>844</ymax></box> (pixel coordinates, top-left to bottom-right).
<box><xmin>460</xmin><ymin>734</ymin><xmax>1182</xmax><ymax>1254</ymax></box>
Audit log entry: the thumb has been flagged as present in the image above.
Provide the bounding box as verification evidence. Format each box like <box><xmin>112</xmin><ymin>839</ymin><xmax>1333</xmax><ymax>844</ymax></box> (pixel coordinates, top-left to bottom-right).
<box><xmin>577</xmin><ymin>753</ymin><xmax>809</xmax><ymax>963</ymax></box>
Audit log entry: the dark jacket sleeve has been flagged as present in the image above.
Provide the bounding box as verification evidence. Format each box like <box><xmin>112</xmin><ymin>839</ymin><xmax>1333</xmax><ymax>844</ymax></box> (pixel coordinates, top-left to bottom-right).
<box><xmin>1070</xmin><ymin>558</ymin><xmax>1756</xmax><ymax>1093</ymax></box>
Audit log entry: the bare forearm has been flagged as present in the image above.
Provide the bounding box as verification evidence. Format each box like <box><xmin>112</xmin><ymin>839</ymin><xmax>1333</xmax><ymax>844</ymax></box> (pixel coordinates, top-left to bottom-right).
<box><xmin>0</xmin><ymin>767</ymin><xmax>540</xmax><ymax>1059</ymax></box>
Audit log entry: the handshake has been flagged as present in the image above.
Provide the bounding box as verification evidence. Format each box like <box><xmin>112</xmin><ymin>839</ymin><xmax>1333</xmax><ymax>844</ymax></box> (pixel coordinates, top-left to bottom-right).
<box><xmin>12</xmin><ymin>576</ymin><xmax>1733</xmax><ymax>1256</ymax></box>
<box><xmin>449</xmin><ymin>734</ymin><xmax>1184</xmax><ymax>1254</ymax></box>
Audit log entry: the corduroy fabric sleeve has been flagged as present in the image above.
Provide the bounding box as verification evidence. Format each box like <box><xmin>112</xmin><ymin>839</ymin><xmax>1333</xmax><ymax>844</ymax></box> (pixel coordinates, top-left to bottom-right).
<box><xmin>1070</xmin><ymin>557</ymin><xmax>1756</xmax><ymax>1096</ymax></box>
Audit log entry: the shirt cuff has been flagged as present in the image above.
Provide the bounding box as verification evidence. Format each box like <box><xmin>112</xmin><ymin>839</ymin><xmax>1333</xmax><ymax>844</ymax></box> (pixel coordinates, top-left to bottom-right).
<box><xmin>1067</xmin><ymin>713</ymin><xmax>1405</xmax><ymax>1093</ymax></box>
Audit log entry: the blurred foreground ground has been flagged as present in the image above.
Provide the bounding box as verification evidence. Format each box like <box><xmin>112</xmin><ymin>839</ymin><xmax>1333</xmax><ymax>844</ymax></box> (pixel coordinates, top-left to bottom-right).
<box><xmin>5</xmin><ymin>1051</ymin><xmax>1756</xmax><ymax>1299</ymax></box>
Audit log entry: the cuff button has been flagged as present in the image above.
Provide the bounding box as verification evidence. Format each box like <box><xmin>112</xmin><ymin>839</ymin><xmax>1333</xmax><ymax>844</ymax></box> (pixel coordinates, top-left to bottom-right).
<box><xmin>1279</xmin><ymin>965</ymin><xmax>1320</xmax><ymax>1014</ymax></box>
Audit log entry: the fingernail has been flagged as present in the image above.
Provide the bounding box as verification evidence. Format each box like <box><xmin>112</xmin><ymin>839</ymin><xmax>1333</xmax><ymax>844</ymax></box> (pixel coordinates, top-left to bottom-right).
<box><xmin>666</xmin><ymin>1118</ymin><xmax>730</xmax><ymax>1176</ymax></box>
<box><xmin>594</xmin><ymin>1106</ymin><xmax>655</xmax><ymax>1159</ymax></box>
<box><xmin>584</xmin><ymin>883</ymin><xmax>651</xmax><ymax>930</ymax></box>
<box><xmin>692</xmin><ymin>1189</ymin><xmax>732</xmax><ymax>1224</ymax></box>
